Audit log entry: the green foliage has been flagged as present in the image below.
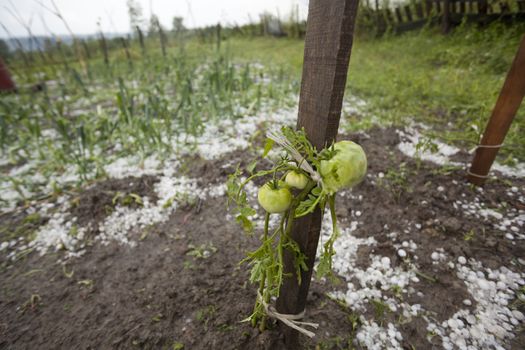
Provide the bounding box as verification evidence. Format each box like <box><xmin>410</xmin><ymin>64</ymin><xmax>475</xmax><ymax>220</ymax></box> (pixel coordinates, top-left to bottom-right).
<box><xmin>346</xmin><ymin>22</ymin><xmax>525</xmax><ymax>161</ymax></box>
<box><xmin>227</xmin><ymin>127</ymin><xmax>356</xmax><ymax>330</ymax></box>
<box><xmin>1</xmin><ymin>37</ymin><xmax>297</xmax><ymax>204</ymax></box>
<box><xmin>186</xmin><ymin>243</ymin><xmax>217</xmax><ymax>259</ymax></box>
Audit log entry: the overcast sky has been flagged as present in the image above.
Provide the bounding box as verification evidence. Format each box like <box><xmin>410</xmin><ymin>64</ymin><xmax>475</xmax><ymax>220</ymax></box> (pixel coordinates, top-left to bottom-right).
<box><xmin>0</xmin><ymin>0</ymin><xmax>309</xmax><ymax>38</ymax></box>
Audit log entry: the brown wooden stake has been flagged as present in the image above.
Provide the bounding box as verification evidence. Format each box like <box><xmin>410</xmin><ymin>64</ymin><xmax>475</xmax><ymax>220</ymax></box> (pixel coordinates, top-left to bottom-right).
<box><xmin>120</xmin><ymin>37</ymin><xmax>133</xmax><ymax>70</ymax></box>
<box><xmin>99</xmin><ymin>32</ymin><xmax>109</xmax><ymax>67</ymax></box>
<box><xmin>395</xmin><ymin>7</ymin><xmax>404</xmax><ymax>22</ymax></box>
<box><xmin>275</xmin><ymin>0</ymin><xmax>359</xmax><ymax>347</ymax></box>
<box><xmin>459</xmin><ymin>0</ymin><xmax>467</xmax><ymax>13</ymax></box>
<box><xmin>216</xmin><ymin>23</ymin><xmax>222</xmax><ymax>51</ymax></box>
<box><xmin>442</xmin><ymin>0</ymin><xmax>451</xmax><ymax>33</ymax></box>
<box><xmin>405</xmin><ymin>5</ymin><xmax>414</xmax><ymax>21</ymax></box>
<box><xmin>518</xmin><ymin>0</ymin><xmax>525</xmax><ymax>12</ymax></box>
<box><xmin>425</xmin><ymin>0</ymin><xmax>433</xmax><ymax>16</ymax></box>
<box><xmin>415</xmin><ymin>3</ymin><xmax>424</xmax><ymax>18</ymax></box>
<box><xmin>467</xmin><ymin>35</ymin><xmax>525</xmax><ymax>185</ymax></box>
<box><xmin>478</xmin><ymin>0</ymin><xmax>488</xmax><ymax>14</ymax></box>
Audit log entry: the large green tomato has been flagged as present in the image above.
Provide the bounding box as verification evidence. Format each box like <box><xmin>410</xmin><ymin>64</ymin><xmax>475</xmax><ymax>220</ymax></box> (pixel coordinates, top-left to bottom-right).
<box><xmin>319</xmin><ymin>140</ymin><xmax>367</xmax><ymax>194</ymax></box>
<box><xmin>285</xmin><ymin>171</ymin><xmax>309</xmax><ymax>190</ymax></box>
<box><xmin>257</xmin><ymin>182</ymin><xmax>292</xmax><ymax>214</ymax></box>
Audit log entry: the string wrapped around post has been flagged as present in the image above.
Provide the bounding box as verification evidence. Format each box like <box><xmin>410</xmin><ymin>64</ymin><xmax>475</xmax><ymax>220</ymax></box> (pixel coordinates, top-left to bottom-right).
<box><xmin>256</xmin><ymin>292</ymin><xmax>319</xmax><ymax>338</ymax></box>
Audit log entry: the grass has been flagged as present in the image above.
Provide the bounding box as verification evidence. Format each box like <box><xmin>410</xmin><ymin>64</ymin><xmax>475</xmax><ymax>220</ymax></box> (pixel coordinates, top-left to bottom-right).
<box><xmin>1</xmin><ymin>22</ymin><xmax>524</xmax><ymax>211</ymax></box>
<box><xmin>222</xmin><ymin>23</ymin><xmax>525</xmax><ymax>161</ymax></box>
<box><xmin>347</xmin><ymin>22</ymin><xmax>525</xmax><ymax>162</ymax></box>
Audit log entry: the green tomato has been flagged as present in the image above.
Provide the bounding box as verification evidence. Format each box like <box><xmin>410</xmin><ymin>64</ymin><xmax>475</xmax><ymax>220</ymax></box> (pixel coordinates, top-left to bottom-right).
<box><xmin>257</xmin><ymin>182</ymin><xmax>292</xmax><ymax>214</ymax></box>
<box><xmin>285</xmin><ymin>171</ymin><xmax>309</xmax><ymax>190</ymax></box>
<box><xmin>319</xmin><ymin>140</ymin><xmax>367</xmax><ymax>194</ymax></box>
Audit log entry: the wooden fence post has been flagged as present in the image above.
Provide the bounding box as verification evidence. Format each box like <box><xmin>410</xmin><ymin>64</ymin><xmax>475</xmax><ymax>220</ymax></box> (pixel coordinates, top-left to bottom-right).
<box><xmin>395</xmin><ymin>7</ymin><xmax>404</xmax><ymax>22</ymax></box>
<box><xmin>459</xmin><ymin>0</ymin><xmax>467</xmax><ymax>14</ymax></box>
<box><xmin>405</xmin><ymin>5</ymin><xmax>414</xmax><ymax>21</ymax></box>
<box><xmin>425</xmin><ymin>0</ymin><xmax>434</xmax><ymax>16</ymax></box>
<box><xmin>442</xmin><ymin>0</ymin><xmax>451</xmax><ymax>33</ymax></box>
<box><xmin>136</xmin><ymin>26</ymin><xmax>146</xmax><ymax>57</ymax></box>
<box><xmin>467</xmin><ymin>35</ymin><xmax>525</xmax><ymax>185</ymax></box>
<box><xmin>120</xmin><ymin>37</ymin><xmax>133</xmax><ymax>70</ymax></box>
<box><xmin>275</xmin><ymin>0</ymin><xmax>359</xmax><ymax>347</ymax></box>
<box><xmin>415</xmin><ymin>3</ymin><xmax>425</xmax><ymax>18</ymax></box>
<box><xmin>216</xmin><ymin>23</ymin><xmax>222</xmax><ymax>51</ymax></box>
<box><xmin>385</xmin><ymin>9</ymin><xmax>395</xmax><ymax>24</ymax></box>
<box><xmin>478</xmin><ymin>0</ymin><xmax>488</xmax><ymax>14</ymax></box>
<box><xmin>99</xmin><ymin>32</ymin><xmax>109</xmax><ymax>67</ymax></box>
<box><xmin>518</xmin><ymin>0</ymin><xmax>525</xmax><ymax>12</ymax></box>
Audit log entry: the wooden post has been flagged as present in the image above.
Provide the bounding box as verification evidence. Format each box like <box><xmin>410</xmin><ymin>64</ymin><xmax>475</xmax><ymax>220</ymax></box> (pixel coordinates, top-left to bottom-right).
<box><xmin>478</xmin><ymin>0</ymin><xmax>488</xmax><ymax>14</ymax></box>
<box><xmin>395</xmin><ymin>7</ymin><xmax>404</xmax><ymax>22</ymax></box>
<box><xmin>442</xmin><ymin>0</ymin><xmax>451</xmax><ymax>33</ymax></box>
<box><xmin>425</xmin><ymin>0</ymin><xmax>433</xmax><ymax>16</ymax></box>
<box><xmin>499</xmin><ymin>1</ymin><xmax>510</xmax><ymax>13</ymax></box>
<box><xmin>518</xmin><ymin>0</ymin><xmax>525</xmax><ymax>12</ymax></box>
<box><xmin>136</xmin><ymin>26</ymin><xmax>146</xmax><ymax>57</ymax></box>
<box><xmin>468</xmin><ymin>0</ymin><xmax>474</xmax><ymax>13</ymax></box>
<box><xmin>405</xmin><ymin>5</ymin><xmax>414</xmax><ymax>21</ymax></box>
<box><xmin>435</xmin><ymin>0</ymin><xmax>442</xmax><ymax>12</ymax></box>
<box><xmin>275</xmin><ymin>0</ymin><xmax>359</xmax><ymax>347</ymax></box>
<box><xmin>120</xmin><ymin>37</ymin><xmax>133</xmax><ymax>70</ymax></box>
<box><xmin>216</xmin><ymin>23</ymin><xmax>221</xmax><ymax>51</ymax></box>
<box><xmin>459</xmin><ymin>0</ymin><xmax>467</xmax><ymax>14</ymax></box>
<box><xmin>99</xmin><ymin>32</ymin><xmax>109</xmax><ymax>67</ymax></box>
<box><xmin>159</xmin><ymin>25</ymin><xmax>167</xmax><ymax>58</ymax></box>
<box><xmin>385</xmin><ymin>9</ymin><xmax>395</xmax><ymax>24</ymax></box>
<box><xmin>467</xmin><ymin>36</ymin><xmax>525</xmax><ymax>185</ymax></box>
<box><xmin>416</xmin><ymin>3</ymin><xmax>425</xmax><ymax>18</ymax></box>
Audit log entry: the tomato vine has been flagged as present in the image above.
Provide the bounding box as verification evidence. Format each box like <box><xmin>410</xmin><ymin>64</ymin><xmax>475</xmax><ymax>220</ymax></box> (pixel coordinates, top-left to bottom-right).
<box><xmin>227</xmin><ymin>126</ymin><xmax>367</xmax><ymax>330</ymax></box>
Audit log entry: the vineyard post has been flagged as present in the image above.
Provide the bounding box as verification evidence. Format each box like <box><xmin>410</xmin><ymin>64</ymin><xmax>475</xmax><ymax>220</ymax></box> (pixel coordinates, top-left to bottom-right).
<box><xmin>467</xmin><ymin>35</ymin><xmax>525</xmax><ymax>185</ymax></box>
<box><xmin>442</xmin><ymin>0</ymin><xmax>451</xmax><ymax>33</ymax></box>
<box><xmin>275</xmin><ymin>0</ymin><xmax>359</xmax><ymax>347</ymax></box>
<box><xmin>99</xmin><ymin>32</ymin><xmax>109</xmax><ymax>68</ymax></box>
<box><xmin>216</xmin><ymin>23</ymin><xmax>222</xmax><ymax>51</ymax></box>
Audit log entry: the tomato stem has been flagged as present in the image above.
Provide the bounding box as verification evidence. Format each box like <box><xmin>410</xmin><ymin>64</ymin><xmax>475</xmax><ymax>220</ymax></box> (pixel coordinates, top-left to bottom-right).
<box><xmin>254</xmin><ymin>212</ymin><xmax>270</xmax><ymax>328</ymax></box>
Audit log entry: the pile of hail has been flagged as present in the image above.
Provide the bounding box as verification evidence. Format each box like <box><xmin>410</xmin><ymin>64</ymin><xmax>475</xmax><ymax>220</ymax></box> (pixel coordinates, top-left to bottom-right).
<box><xmin>227</xmin><ymin>126</ymin><xmax>367</xmax><ymax>331</ymax></box>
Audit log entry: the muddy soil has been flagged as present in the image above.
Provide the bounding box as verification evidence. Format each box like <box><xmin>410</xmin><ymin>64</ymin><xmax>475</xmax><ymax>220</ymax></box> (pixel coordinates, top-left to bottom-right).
<box><xmin>1</xmin><ymin>127</ymin><xmax>524</xmax><ymax>350</ymax></box>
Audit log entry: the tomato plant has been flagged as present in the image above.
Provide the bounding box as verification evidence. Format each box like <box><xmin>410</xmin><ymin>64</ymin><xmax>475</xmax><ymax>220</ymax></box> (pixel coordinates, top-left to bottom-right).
<box><xmin>227</xmin><ymin>126</ymin><xmax>367</xmax><ymax>330</ymax></box>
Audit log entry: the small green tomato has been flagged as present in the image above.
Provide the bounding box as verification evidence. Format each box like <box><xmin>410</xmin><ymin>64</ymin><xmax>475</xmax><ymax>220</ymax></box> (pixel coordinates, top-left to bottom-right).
<box><xmin>257</xmin><ymin>182</ymin><xmax>292</xmax><ymax>214</ymax></box>
<box><xmin>285</xmin><ymin>171</ymin><xmax>309</xmax><ymax>190</ymax></box>
<box><xmin>319</xmin><ymin>140</ymin><xmax>367</xmax><ymax>194</ymax></box>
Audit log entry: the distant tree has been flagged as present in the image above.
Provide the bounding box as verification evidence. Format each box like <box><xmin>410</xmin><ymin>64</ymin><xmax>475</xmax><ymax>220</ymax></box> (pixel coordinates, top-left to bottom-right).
<box><xmin>127</xmin><ymin>0</ymin><xmax>145</xmax><ymax>32</ymax></box>
<box><xmin>172</xmin><ymin>17</ymin><xmax>185</xmax><ymax>34</ymax></box>
<box><xmin>148</xmin><ymin>14</ymin><xmax>161</xmax><ymax>37</ymax></box>
<box><xmin>0</xmin><ymin>39</ymin><xmax>9</xmax><ymax>59</ymax></box>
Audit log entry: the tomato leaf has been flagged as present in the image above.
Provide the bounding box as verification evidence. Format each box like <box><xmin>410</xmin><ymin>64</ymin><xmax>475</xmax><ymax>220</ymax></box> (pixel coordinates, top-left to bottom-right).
<box><xmin>262</xmin><ymin>138</ymin><xmax>274</xmax><ymax>158</ymax></box>
<box><xmin>246</xmin><ymin>160</ymin><xmax>257</xmax><ymax>174</ymax></box>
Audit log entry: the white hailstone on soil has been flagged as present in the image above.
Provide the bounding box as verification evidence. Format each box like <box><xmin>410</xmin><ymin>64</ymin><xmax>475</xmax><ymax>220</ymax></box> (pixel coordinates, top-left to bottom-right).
<box><xmin>397</xmin><ymin>249</ymin><xmax>407</xmax><ymax>258</ymax></box>
<box><xmin>431</xmin><ymin>259</ymin><xmax>525</xmax><ymax>349</ymax></box>
<box><xmin>458</xmin><ymin>256</ymin><xmax>467</xmax><ymax>265</ymax></box>
<box><xmin>356</xmin><ymin>321</ymin><xmax>403</xmax><ymax>350</ymax></box>
<box><xmin>397</xmin><ymin>125</ymin><xmax>525</xmax><ymax>177</ymax></box>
